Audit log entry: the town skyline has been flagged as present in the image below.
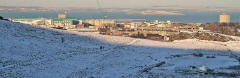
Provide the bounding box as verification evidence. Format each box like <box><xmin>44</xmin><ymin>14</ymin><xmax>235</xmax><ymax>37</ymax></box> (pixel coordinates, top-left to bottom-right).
<box><xmin>1</xmin><ymin>0</ymin><xmax>240</xmax><ymax>78</ymax></box>
<box><xmin>1</xmin><ymin>0</ymin><xmax>240</xmax><ymax>11</ymax></box>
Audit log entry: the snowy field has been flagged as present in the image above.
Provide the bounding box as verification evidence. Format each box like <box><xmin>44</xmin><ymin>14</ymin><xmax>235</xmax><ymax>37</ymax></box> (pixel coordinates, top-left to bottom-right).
<box><xmin>1</xmin><ymin>20</ymin><xmax>240</xmax><ymax>78</ymax></box>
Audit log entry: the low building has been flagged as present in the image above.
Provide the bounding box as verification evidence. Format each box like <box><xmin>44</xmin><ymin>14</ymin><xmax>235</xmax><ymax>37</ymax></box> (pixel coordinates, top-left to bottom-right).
<box><xmin>164</xmin><ymin>36</ymin><xmax>170</xmax><ymax>41</ymax></box>
<box><xmin>52</xmin><ymin>19</ymin><xmax>73</xmax><ymax>27</ymax></box>
<box><xmin>237</xmin><ymin>29</ymin><xmax>240</xmax><ymax>32</ymax></box>
<box><xmin>123</xmin><ymin>23</ymin><xmax>131</xmax><ymax>28</ymax></box>
<box><xmin>51</xmin><ymin>18</ymin><xmax>80</xmax><ymax>27</ymax></box>
<box><xmin>83</xmin><ymin>19</ymin><xmax>116</xmax><ymax>28</ymax></box>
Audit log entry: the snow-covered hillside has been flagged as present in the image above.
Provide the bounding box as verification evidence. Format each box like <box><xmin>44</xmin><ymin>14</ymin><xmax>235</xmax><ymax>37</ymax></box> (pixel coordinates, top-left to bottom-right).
<box><xmin>1</xmin><ymin>20</ymin><xmax>240</xmax><ymax>78</ymax></box>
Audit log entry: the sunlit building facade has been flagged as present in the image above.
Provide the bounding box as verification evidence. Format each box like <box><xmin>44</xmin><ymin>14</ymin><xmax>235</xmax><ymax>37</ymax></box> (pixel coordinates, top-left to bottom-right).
<box><xmin>83</xmin><ymin>19</ymin><xmax>116</xmax><ymax>28</ymax></box>
<box><xmin>58</xmin><ymin>14</ymin><xmax>67</xmax><ymax>19</ymax></box>
<box><xmin>219</xmin><ymin>13</ymin><xmax>230</xmax><ymax>23</ymax></box>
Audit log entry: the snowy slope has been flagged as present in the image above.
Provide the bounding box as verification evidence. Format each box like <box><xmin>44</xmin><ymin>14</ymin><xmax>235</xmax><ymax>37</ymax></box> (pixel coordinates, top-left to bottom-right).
<box><xmin>1</xmin><ymin>20</ymin><xmax>240</xmax><ymax>78</ymax></box>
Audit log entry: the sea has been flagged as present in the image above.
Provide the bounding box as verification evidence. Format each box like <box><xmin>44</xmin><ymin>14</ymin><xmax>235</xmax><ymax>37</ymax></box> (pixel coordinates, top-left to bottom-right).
<box><xmin>0</xmin><ymin>10</ymin><xmax>240</xmax><ymax>23</ymax></box>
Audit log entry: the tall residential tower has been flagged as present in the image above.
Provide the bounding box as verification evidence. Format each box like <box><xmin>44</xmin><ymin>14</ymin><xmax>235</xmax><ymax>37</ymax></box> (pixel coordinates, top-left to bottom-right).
<box><xmin>219</xmin><ymin>13</ymin><xmax>230</xmax><ymax>23</ymax></box>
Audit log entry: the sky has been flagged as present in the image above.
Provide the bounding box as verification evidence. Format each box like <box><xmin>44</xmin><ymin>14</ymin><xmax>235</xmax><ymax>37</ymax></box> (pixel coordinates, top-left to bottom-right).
<box><xmin>0</xmin><ymin>0</ymin><xmax>240</xmax><ymax>9</ymax></box>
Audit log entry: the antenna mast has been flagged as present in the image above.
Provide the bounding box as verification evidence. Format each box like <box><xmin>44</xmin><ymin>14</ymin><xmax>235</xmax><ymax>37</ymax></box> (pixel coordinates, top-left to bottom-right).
<box><xmin>96</xmin><ymin>0</ymin><xmax>107</xmax><ymax>19</ymax></box>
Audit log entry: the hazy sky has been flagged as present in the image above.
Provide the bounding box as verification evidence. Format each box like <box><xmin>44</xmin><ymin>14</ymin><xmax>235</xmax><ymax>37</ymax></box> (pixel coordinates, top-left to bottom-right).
<box><xmin>1</xmin><ymin>0</ymin><xmax>240</xmax><ymax>9</ymax></box>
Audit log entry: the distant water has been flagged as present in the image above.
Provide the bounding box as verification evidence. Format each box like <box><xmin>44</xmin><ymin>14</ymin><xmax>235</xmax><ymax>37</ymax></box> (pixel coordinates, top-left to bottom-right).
<box><xmin>0</xmin><ymin>10</ymin><xmax>240</xmax><ymax>23</ymax></box>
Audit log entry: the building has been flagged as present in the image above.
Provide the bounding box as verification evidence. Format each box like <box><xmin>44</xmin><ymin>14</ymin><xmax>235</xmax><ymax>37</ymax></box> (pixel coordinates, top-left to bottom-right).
<box><xmin>219</xmin><ymin>13</ymin><xmax>230</xmax><ymax>23</ymax></box>
<box><xmin>51</xmin><ymin>18</ymin><xmax>80</xmax><ymax>27</ymax></box>
<box><xmin>52</xmin><ymin>19</ymin><xmax>73</xmax><ymax>27</ymax></box>
<box><xmin>154</xmin><ymin>20</ymin><xmax>159</xmax><ymax>24</ymax></box>
<box><xmin>167</xmin><ymin>20</ymin><xmax>171</xmax><ymax>25</ymax></box>
<box><xmin>83</xmin><ymin>19</ymin><xmax>116</xmax><ymax>28</ymax></box>
<box><xmin>123</xmin><ymin>23</ymin><xmax>131</xmax><ymax>28</ymax></box>
<box><xmin>58</xmin><ymin>14</ymin><xmax>67</xmax><ymax>19</ymax></box>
